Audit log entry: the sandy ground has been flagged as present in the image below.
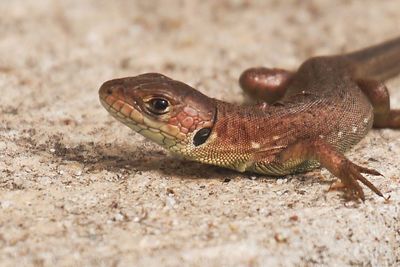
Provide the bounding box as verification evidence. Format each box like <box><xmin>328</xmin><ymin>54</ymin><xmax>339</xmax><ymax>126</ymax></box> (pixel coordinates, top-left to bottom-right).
<box><xmin>0</xmin><ymin>1</ymin><xmax>399</xmax><ymax>266</ymax></box>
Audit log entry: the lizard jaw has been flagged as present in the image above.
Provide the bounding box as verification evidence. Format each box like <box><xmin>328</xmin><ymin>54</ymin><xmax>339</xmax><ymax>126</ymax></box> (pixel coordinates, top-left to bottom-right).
<box><xmin>99</xmin><ymin>93</ymin><xmax>186</xmax><ymax>151</ymax></box>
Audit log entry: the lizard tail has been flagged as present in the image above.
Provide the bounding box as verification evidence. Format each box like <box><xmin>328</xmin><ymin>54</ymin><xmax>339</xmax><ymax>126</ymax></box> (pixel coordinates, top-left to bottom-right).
<box><xmin>346</xmin><ymin>36</ymin><xmax>400</xmax><ymax>81</ymax></box>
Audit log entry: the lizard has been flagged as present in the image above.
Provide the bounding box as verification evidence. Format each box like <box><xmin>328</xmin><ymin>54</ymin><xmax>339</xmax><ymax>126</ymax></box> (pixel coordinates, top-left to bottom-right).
<box><xmin>99</xmin><ymin>37</ymin><xmax>400</xmax><ymax>201</ymax></box>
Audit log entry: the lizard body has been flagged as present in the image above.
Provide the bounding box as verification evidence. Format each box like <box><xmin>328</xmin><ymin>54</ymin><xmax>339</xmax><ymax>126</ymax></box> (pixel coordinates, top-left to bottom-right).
<box><xmin>99</xmin><ymin>37</ymin><xmax>400</xmax><ymax>200</ymax></box>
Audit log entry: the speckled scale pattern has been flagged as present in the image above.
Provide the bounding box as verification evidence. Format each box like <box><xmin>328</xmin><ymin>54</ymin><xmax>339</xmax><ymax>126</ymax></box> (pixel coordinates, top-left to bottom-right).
<box><xmin>184</xmin><ymin>56</ymin><xmax>374</xmax><ymax>175</ymax></box>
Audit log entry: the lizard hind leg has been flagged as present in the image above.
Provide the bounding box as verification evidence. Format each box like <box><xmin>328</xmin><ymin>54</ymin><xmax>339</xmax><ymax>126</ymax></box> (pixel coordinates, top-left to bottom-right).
<box><xmin>239</xmin><ymin>67</ymin><xmax>293</xmax><ymax>104</ymax></box>
<box><xmin>278</xmin><ymin>139</ymin><xmax>384</xmax><ymax>201</ymax></box>
<box><xmin>357</xmin><ymin>79</ymin><xmax>400</xmax><ymax>128</ymax></box>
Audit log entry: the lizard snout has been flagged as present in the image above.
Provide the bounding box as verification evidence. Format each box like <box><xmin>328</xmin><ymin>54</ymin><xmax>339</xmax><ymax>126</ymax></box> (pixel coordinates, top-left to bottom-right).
<box><xmin>98</xmin><ymin>78</ymin><xmax>126</xmax><ymax>102</ymax></box>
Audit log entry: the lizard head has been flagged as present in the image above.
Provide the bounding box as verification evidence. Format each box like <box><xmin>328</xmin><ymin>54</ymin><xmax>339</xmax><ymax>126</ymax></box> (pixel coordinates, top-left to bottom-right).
<box><xmin>99</xmin><ymin>73</ymin><xmax>216</xmax><ymax>152</ymax></box>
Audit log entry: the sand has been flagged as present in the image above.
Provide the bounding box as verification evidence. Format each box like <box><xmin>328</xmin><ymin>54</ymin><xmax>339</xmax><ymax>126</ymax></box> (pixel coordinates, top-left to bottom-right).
<box><xmin>0</xmin><ymin>1</ymin><xmax>399</xmax><ymax>266</ymax></box>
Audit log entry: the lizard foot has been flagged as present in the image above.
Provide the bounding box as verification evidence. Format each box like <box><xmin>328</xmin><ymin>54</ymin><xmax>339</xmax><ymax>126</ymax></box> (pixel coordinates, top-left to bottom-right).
<box><xmin>328</xmin><ymin>180</ymin><xmax>346</xmax><ymax>191</ymax></box>
<box><xmin>278</xmin><ymin>139</ymin><xmax>384</xmax><ymax>201</ymax></box>
<box><xmin>335</xmin><ymin>160</ymin><xmax>383</xmax><ymax>201</ymax></box>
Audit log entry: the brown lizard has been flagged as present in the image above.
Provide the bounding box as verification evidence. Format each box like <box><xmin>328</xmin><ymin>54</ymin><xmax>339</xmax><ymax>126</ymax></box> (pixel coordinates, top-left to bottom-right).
<box><xmin>99</xmin><ymin>37</ymin><xmax>400</xmax><ymax>201</ymax></box>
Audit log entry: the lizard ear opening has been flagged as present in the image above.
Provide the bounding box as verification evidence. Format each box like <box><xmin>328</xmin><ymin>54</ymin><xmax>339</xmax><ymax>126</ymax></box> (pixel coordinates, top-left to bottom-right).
<box><xmin>193</xmin><ymin>128</ymin><xmax>211</xmax><ymax>146</ymax></box>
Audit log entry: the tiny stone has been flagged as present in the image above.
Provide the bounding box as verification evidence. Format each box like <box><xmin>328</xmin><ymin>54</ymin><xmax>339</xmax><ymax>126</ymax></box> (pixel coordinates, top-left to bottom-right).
<box><xmin>1</xmin><ymin>200</ymin><xmax>12</xmax><ymax>209</ymax></box>
<box><xmin>276</xmin><ymin>179</ymin><xmax>287</xmax><ymax>185</ymax></box>
<box><xmin>166</xmin><ymin>196</ymin><xmax>176</xmax><ymax>208</ymax></box>
<box><xmin>114</xmin><ymin>213</ymin><xmax>124</xmax><ymax>221</ymax></box>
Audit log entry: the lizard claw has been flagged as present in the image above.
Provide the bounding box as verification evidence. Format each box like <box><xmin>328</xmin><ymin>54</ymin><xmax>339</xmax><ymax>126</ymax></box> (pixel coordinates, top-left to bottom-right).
<box><xmin>338</xmin><ymin>161</ymin><xmax>384</xmax><ymax>201</ymax></box>
<box><xmin>355</xmin><ymin>165</ymin><xmax>383</xmax><ymax>176</ymax></box>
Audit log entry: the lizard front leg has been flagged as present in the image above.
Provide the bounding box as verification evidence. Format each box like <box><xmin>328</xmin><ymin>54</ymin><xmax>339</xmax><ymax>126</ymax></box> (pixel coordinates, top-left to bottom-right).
<box><xmin>277</xmin><ymin>138</ymin><xmax>384</xmax><ymax>201</ymax></box>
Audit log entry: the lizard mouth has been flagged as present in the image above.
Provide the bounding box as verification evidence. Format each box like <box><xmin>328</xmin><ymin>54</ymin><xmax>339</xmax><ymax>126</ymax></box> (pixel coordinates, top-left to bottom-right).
<box><xmin>99</xmin><ymin>92</ymin><xmax>185</xmax><ymax>150</ymax></box>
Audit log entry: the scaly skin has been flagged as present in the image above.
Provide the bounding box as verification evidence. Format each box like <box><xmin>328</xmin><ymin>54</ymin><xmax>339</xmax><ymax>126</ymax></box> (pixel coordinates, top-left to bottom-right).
<box><xmin>99</xmin><ymin>37</ymin><xmax>400</xmax><ymax>201</ymax></box>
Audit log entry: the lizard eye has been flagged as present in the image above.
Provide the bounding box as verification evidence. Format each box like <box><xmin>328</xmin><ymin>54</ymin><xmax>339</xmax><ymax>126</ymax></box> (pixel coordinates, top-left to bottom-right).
<box><xmin>146</xmin><ymin>98</ymin><xmax>170</xmax><ymax>114</ymax></box>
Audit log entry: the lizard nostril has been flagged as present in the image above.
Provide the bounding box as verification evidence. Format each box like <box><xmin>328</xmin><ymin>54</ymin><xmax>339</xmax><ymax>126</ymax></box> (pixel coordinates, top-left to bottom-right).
<box><xmin>106</xmin><ymin>88</ymin><xmax>113</xmax><ymax>95</ymax></box>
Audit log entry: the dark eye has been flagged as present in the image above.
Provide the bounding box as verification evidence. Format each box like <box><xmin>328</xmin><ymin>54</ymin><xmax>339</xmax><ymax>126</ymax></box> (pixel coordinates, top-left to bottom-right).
<box><xmin>147</xmin><ymin>98</ymin><xmax>170</xmax><ymax>114</ymax></box>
